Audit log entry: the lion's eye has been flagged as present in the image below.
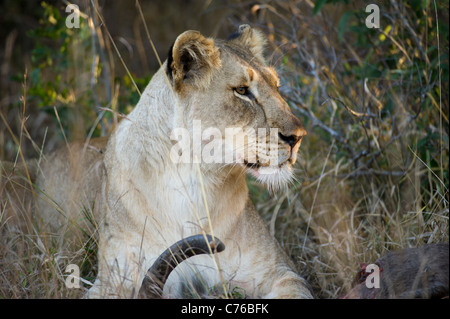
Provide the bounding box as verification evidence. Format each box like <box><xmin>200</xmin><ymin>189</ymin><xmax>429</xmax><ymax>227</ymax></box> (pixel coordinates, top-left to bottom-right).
<box><xmin>235</xmin><ymin>86</ymin><xmax>248</xmax><ymax>95</ymax></box>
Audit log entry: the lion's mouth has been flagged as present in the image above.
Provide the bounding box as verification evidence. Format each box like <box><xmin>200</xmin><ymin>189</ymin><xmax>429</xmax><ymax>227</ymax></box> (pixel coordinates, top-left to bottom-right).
<box><xmin>243</xmin><ymin>159</ymin><xmax>261</xmax><ymax>170</ymax></box>
<box><xmin>242</xmin><ymin>158</ymin><xmax>292</xmax><ymax>177</ymax></box>
<box><xmin>240</xmin><ymin>146</ymin><xmax>297</xmax><ymax>191</ymax></box>
<box><xmin>243</xmin><ymin>156</ymin><xmax>292</xmax><ymax>171</ymax></box>
<box><xmin>242</xmin><ymin>158</ymin><xmax>295</xmax><ymax>192</ymax></box>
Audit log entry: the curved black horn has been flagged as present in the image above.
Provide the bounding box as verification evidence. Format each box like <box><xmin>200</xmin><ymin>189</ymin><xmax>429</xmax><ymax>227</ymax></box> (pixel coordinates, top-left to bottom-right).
<box><xmin>139</xmin><ymin>234</ymin><xmax>225</xmax><ymax>298</ymax></box>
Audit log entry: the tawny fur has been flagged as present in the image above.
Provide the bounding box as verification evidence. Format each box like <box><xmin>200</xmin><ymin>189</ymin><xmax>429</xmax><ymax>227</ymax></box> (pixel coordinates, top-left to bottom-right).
<box><xmin>35</xmin><ymin>25</ymin><xmax>312</xmax><ymax>299</ymax></box>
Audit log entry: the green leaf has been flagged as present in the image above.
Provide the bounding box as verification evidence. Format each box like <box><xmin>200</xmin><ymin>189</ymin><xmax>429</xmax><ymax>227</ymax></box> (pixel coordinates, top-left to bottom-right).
<box><xmin>313</xmin><ymin>0</ymin><xmax>327</xmax><ymax>15</ymax></box>
<box><xmin>338</xmin><ymin>11</ymin><xmax>353</xmax><ymax>43</ymax></box>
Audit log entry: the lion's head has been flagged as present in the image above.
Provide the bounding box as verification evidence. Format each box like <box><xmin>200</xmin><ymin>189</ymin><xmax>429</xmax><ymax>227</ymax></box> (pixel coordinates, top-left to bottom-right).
<box><xmin>166</xmin><ymin>25</ymin><xmax>306</xmax><ymax>191</ymax></box>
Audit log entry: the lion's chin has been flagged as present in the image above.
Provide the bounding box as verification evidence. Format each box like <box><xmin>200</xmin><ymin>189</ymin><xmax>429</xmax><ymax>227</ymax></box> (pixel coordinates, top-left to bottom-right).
<box><xmin>245</xmin><ymin>162</ymin><xmax>295</xmax><ymax>192</ymax></box>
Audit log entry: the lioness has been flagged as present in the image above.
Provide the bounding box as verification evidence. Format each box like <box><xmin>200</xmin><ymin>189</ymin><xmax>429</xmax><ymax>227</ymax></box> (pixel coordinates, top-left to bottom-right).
<box><xmin>36</xmin><ymin>25</ymin><xmax>313</xmax><ymax>298</ymax></box>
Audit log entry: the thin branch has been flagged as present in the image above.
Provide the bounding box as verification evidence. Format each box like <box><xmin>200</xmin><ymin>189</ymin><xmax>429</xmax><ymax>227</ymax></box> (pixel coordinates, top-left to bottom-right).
<box><xmin>328</xmin><ymin>94</ymin><xmax>376</xmax><ymax>118</ymax></box>
<box><xmin>284</xmin><ymin>94</ymin><xmax>354</xmax><ymax>157</ymax></box>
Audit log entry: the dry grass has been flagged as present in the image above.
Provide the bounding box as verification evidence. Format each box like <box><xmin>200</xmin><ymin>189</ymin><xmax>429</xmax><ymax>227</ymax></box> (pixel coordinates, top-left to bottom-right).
<box><xmin>0</xmin><ymin>0</ymin><xmax>448</xmax><ymax>299</ymax></box>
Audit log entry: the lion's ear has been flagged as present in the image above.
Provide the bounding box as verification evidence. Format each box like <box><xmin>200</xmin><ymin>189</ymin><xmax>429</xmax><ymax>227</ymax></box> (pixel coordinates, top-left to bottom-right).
<box><xmin>228</xmin><ymin>24</ymin><xmax>267</xmax><ymax>63</ymax></box>
<box><xmin>167</xmin><ymin>30</ymin><xmax>221</xmax><ymax>91</ymax></box>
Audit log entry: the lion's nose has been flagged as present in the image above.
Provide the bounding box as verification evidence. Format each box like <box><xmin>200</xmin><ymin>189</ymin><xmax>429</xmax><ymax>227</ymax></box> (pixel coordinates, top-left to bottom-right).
<box><xmin>278</xmin><ymin>127</ymin><xmax>306</xmax><ymax>148</ymax></box>
<box><xmin>278</xmin><ymin>133</ymin><xmax>300</xmax><ymax>147</ymax></box>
